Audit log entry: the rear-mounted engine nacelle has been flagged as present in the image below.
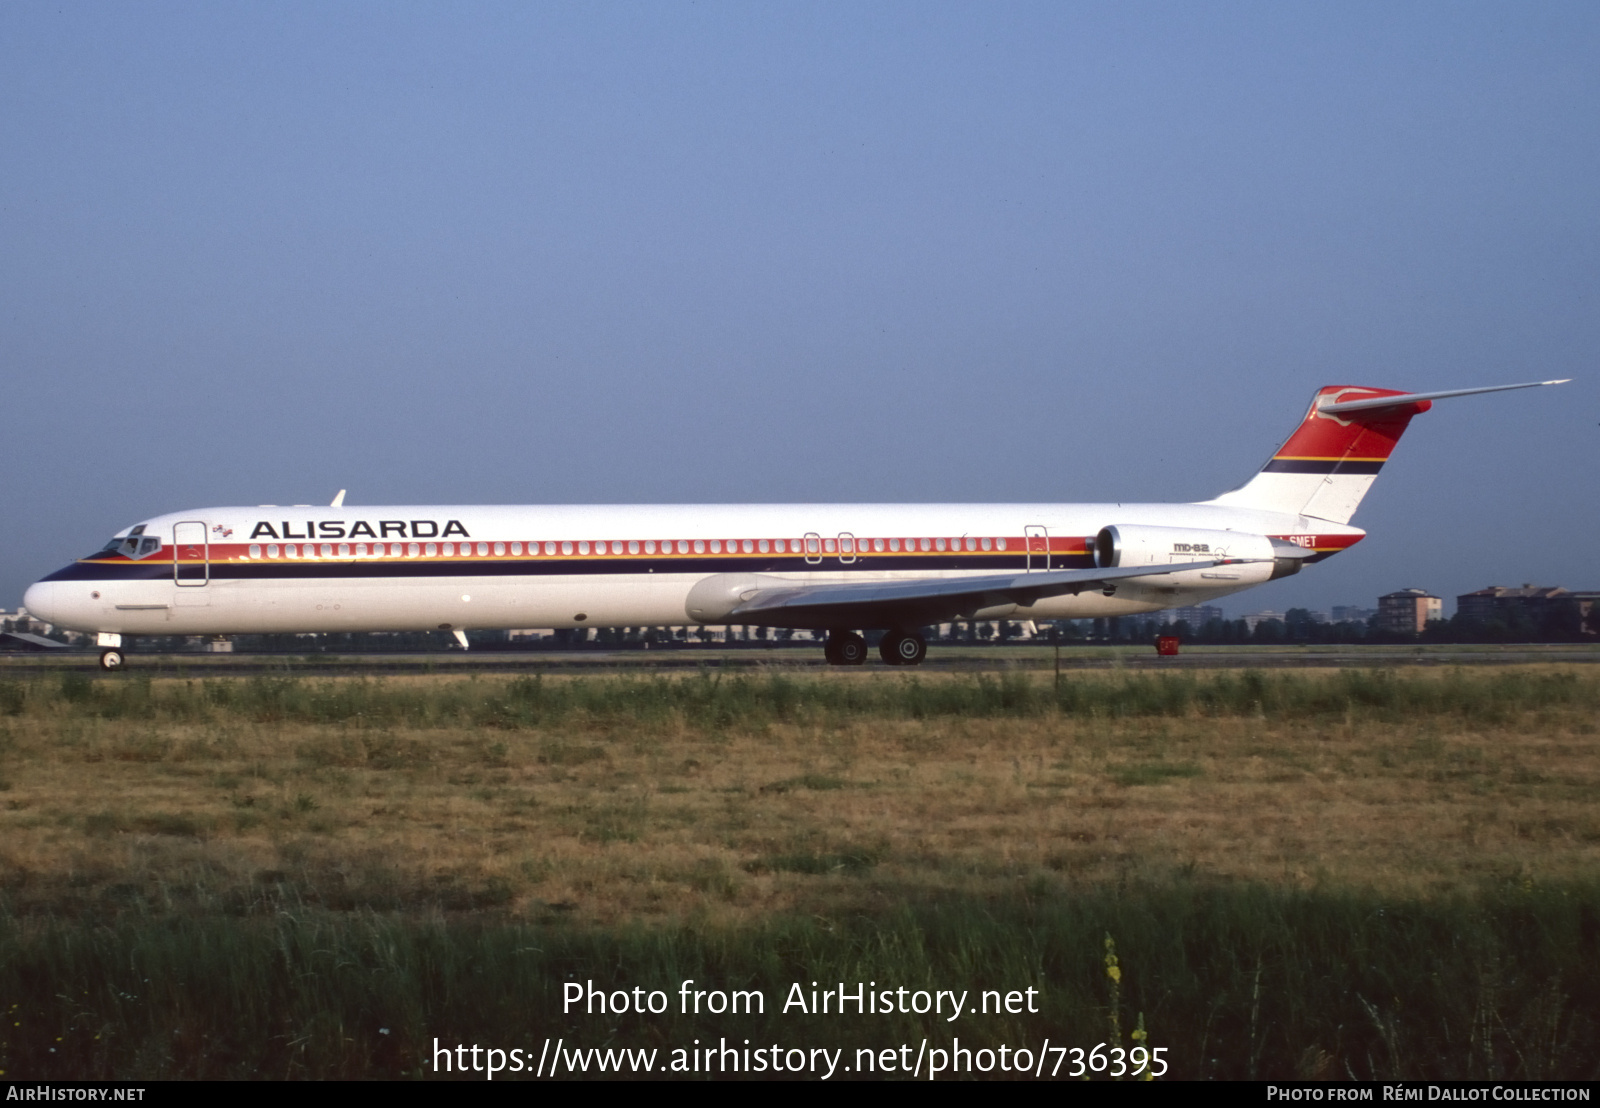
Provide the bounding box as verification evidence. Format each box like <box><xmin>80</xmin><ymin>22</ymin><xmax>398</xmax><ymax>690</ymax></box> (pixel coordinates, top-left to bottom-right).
<box><xmin>1094</xmin><ymin>524</ymin><xmax>1303</xmax><ymax>580</ymax></box>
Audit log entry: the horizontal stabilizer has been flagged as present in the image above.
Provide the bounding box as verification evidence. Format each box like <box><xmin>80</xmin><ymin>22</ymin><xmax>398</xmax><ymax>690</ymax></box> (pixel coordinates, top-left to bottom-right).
<box><xmin>1318</xmin><ymin>380</ymin><xmax>1569</xmax><ymax>415</ymax></box>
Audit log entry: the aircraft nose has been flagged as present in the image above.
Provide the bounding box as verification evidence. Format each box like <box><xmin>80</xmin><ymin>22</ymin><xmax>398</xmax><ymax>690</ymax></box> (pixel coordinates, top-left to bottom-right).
<box><xmin>22</xmin><ymin>580</ymin><xmax>59</xmax><ymax>626</ymax></box>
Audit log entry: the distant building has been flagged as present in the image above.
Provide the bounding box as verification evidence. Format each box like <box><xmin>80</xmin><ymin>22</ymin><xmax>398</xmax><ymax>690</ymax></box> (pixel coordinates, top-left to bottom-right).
<box><xmin>1163</xmin><ymin>605</ymin><xmax>1225</xmax><ymax>627</ymax></box>
<box><xmin>1377</xmin><ymin>589</ymin><xmax>1442</xmax><ymax>635</ymax></box>
<box><xmin>1575</xmin><ymin>593</ymin><xmax>1600</xmax><ymax>637</ymax></box>
<box><xmin>1331</xmin><ymin>605</ymin><xmax>1376</xmax><ymax>625</ymax></box>
<box><xmin>1</xmin><ymin>608</ymin><xmax>61</xmax><ymax>639</ymax></box>
<box><xmin>1457</xmin><ymin>585</ymin><xmax>1598</xmax><ymax>637</ymax></box>
<box><xmin>1241</xmin><ymin>610</ymin><xmax>1285</xmax><ymax>631</ymax></box>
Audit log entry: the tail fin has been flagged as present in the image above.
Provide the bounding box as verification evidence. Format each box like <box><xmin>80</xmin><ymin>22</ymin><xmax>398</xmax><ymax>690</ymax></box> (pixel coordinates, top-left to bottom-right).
<box><xmin>1203</xmin><ymin>380</ymin><xmax>1566</xmax><ymax>524</ymax></box>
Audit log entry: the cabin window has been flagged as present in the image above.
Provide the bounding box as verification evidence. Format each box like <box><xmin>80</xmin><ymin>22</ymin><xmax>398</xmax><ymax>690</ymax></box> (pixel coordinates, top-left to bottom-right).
<box><xmin>887</xmin><ymin>538</ymin><xmax>898</xmax><ymax>552</ymax></box>
<box><xmin>628</xmin><ymin>540</ymin><xmax>640</xmax><ymax>554</ymax></box>
<box><xmin>576</xmin><ymin>541</ymin><xmax>589</xmax><ymax>555</ymax></box>
<box><xmin>318</xmin><ymin>544</ymin><xmax>330</xmax><ymax>557</ymax></box>
<box><xmin>355</xmin><ymin>544</ymin><xmax>368</xmax><ymax>557</ymax></box>
<box><xmin>996</xmin><ymin>537</ymin><xmax>1007</xmax><ymax>551</ymax></box>
<box><xmin>424</xmin><ymin>543</ymin><xmax>436</xmax><ymax>556</ymax></box>
<box><xmin>440</xmin><ymin>543</ymin><xmax>452</xmax><ymax>556</ymax></box>
<box><xmin>823</xmin><ymin>539</ymin><xmax>837</xmax><ymax>553</ymax></box>
<box><xmin>643</xmin><ymin>540</ymin><xmax>655</xmax><ymax>554</ymax></box>
<box><xmin>247</xmin><ymin>544</ymin><xmax>260</xmax><ymax>558</ymax></box>
<box><xmin>511</xmin><ymin>542</ymin><xmax>522</xmax><ymax>555</ymax></box>
<box><xmin>286</xmin><ymin>545</ymin><xmax>299</xmax><ymax>558</ymax></box>
<box><xmin>691</xmin><ymin>539</ymin><xmax>704</xmax><ymax>554</ymax></box>
<box><xmin>548</xmin><ymin>542</ymin><xmax>559</xmax><ymax>555</ymax></box>
<box><xmin>709</xmin><ymin>540</ymin><xmax>721</xmax><ymax>554</ymax></box>
<box><xmin>874</xmin><ymin>538</ymin><xmax>885</xmax><ymax>552</ymax></box>
<box><xmin>934</xmin><ymin>538</ymin><xmax>946</xmax><ymax>551</ymax></box>
<box><xmin>981</xmin><ymin>538</ymin><xmax>992</xmax><ymax>551</ymax></box>
<box><xmin>267</xmin><ymin>544</ymin><xmax>280</xmax><ymax>558</ymax></box>
<box><xmin>920</xmin><ymin>538</ymin><xmax>931</xmax><ymax>552</ymax></box>
<box><xmin>339</xmin><ymin>543</ymin><xmax>351</xmax><ymax>557</ymax></box>
<box><xmin>407</xmin><ymin>543</ymin><xmax>420</xmax><ymax>556</ymax></box>
<box><xmin>676</xmin><ymin>540</ymin><xmax>689</xmax><ymax>554</ymax></box>
<box><xmin>494</xmin><ymin>542</ymin><xmax>506</xmax><ymax>556</ymax></box>
<box><xmin>756</xmin><ymin>539</ymin><xmax>769</xmax><ymax>553</ymax></box>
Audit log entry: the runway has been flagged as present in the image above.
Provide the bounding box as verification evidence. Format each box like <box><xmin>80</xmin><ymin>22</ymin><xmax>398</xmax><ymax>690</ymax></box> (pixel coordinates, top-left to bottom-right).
<box><xmin>3</xmin><ymin>643</ymin><xmax>1597</xmax><ymax>677</ymax></box>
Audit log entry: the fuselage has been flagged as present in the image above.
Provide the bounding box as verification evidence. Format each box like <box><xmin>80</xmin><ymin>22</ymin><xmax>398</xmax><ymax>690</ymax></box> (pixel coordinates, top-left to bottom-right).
<box><xmin>25</xmin><ymin>500</ymin><xmax>1362</xmax><ymax>638</ymax></box>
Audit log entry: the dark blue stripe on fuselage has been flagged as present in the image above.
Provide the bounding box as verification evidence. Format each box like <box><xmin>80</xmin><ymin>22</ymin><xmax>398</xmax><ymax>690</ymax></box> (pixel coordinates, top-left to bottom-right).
<box><xmin>1263</xmin><ymin>459</ymin><xmax>1385</xmax><ymax>475</ymax></box>
<box><xmin>43</xmin><ymin>554</ymin><xmax>1098</xmax><ymax>583</ymax></box>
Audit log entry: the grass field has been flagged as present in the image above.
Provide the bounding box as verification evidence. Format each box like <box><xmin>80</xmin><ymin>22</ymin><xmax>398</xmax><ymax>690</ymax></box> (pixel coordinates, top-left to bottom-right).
<box><xmin>1</xmin><ymin>665</ymin><xmax>1597</xmax><ymax>1079</ymax></box>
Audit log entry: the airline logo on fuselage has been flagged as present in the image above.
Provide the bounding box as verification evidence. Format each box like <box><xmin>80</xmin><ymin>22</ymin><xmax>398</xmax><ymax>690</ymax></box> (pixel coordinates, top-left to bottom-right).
<box><xmin>249</xmin><ymin>520</ymin><xmax>471</xmax><ymax>540</ymax></box>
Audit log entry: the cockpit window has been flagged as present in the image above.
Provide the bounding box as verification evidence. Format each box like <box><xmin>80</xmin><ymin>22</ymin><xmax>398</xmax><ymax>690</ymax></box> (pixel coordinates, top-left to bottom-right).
<box><xmin>92</xmin><ymin>529</ymin><xmax>162</xmax><ymax>560</ymax></box>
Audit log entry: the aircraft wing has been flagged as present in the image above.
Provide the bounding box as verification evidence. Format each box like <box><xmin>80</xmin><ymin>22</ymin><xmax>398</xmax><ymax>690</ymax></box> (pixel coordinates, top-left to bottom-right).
<box><xmin>688</xmin><ymin>559</ymin><xmax>1242</xmax><ymax>630</ymax></box>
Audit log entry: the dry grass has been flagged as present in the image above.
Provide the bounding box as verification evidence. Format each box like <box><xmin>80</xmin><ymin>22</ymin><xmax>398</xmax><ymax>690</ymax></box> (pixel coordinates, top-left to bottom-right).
<box><xmin>0</xmin><ymin>666</ymin><xmax>1596</xmax><ymax>924</ymax></box>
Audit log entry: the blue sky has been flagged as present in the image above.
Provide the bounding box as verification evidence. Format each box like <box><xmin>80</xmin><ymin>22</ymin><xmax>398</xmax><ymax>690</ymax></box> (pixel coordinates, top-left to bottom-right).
<box><xmin>3</xmin><ymin>2</ymin><xmax>1595</xmax><ymax>616</ymax></box>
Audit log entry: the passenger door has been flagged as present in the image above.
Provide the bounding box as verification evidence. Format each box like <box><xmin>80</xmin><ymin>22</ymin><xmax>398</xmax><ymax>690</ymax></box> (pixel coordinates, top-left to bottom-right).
<box><xmin>173</xmin><ymin>521</ymin><xmax>209</xmax><ymax>586</ymax></box>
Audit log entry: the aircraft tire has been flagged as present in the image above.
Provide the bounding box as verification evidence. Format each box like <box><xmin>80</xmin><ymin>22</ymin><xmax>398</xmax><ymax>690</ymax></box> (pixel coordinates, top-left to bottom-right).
<box><xmin>827</xmin><ymin>631</ymin><xmax>867</xmax><ymax>666</ymax></box>
<box><xmin>99</xmin><ymin>649</ymin><xmax>125</xmax><ymax>672</ymax></box>
<box><xmin>879</xmin><ymin>631</ymin><xmax>926</xmax><ymax>666</ymax></box>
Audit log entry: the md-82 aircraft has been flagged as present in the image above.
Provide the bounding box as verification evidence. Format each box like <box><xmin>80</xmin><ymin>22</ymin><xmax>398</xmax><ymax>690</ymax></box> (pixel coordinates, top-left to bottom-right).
<box><xmin>24</xmin><ymin>381</ymin><xmax>1566</xmax><ymax>670</ymax></box>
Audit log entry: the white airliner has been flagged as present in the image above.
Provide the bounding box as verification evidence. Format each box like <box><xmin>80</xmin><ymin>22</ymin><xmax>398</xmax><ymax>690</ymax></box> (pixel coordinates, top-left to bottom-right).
<box><xmin>24</xmin><ymin>381</ymin><xmax>1566</xmax><ymax>670</ymax></box>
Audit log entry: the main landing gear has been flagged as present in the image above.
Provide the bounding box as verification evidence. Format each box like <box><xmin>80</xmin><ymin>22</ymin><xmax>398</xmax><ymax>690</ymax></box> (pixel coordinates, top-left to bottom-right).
<box><xmin>98</xmin><ymin>649</ymin><xmax>125</xmax><ymax>671</ymax></box>
<box><xmin>823</xmin><ymin>630</ymin><xmax>927</xmax><ymax>666</ymax></box>
<box><xmin>878</xmin><ymin>630</ymin><xmax>927</xmax><ymax>666</ymax></box>
<box><xmin>824</xmin><ymin>631</ymin><xmax>868</xmax><ymax>666</ymax></box>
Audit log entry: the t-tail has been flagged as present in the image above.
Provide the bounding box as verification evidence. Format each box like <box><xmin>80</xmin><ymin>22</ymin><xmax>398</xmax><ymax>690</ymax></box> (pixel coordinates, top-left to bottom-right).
<box><xmin>1203</xmin><ymin>380</ymin><xmax>1569</xmax><ymax>525</ymax></box>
